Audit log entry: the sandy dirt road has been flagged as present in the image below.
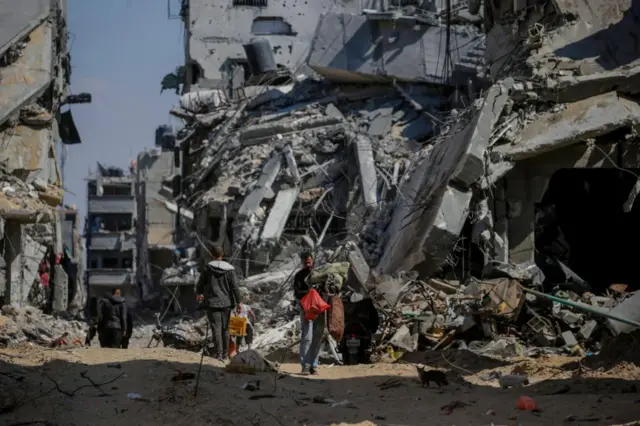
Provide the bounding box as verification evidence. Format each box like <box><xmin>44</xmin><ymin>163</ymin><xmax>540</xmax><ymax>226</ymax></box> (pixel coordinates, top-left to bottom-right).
<box><xmin>0</xmin><ymin>345</ymin><xmax>639</xmax><ymax>426</ymax></box>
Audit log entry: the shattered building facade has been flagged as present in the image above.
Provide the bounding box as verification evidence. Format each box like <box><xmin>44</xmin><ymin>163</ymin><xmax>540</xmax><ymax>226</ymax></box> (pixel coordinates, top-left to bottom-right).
<box><xmin>84</xmin><ymin>164</ymin><xmax>136</xmax><ymax>312</ymax></box>
<box><xmin>0</xmin><ymin>0</ymin><xmax>85</xmax><ymax>314</ymax></box>
<box><xmin>135</xmin><ymin>125</ymin><xmax>197</xmax><ymax>311</ymax></box>
<box><xmin>156</xmin><ymin>0</ymin><xmax>640</xmax><ymax>352</ymax></box>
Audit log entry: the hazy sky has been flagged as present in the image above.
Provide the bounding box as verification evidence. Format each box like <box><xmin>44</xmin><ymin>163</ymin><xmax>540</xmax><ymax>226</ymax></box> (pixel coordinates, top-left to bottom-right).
<box><xmin>63</xmin><ymin>0</ymin><xmax>184</xmax><ymax>218</ymax></box>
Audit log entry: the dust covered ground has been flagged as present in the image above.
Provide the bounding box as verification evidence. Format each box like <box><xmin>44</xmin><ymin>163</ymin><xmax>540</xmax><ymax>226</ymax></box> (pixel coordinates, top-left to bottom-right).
<box><xmin>0</xmin><ymin>345</ymin><xmax>639</xmax><ymax>426</ymax></box>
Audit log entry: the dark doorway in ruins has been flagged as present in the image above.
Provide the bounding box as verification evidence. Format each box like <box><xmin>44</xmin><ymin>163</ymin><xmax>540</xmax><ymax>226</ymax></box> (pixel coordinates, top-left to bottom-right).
<box><xmin>535</xmin><ymin>168</ymin><xmax>640</xmax><ymax>294</ymax></box>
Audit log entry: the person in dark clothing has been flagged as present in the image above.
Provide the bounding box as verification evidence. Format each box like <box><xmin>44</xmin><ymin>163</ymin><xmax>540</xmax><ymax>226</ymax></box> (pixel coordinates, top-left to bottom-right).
<box><xmin>97</xmin><ymin>288</ymin><xmax>128</xmax><ymax>348</ymax></box>
<box><xmin>121</xmin><ymin>309</ymin><xmax>134</xmax><ymax>349</ymax></box>
<box><xmin>196</xmin><ymin>245</ymin><xmax>241</xmax><ymax>362</ymax></box>
<box><xmin>293</xmin><ymin>252</ymin><xmax>325</xmax><ymax>376</ymax></box>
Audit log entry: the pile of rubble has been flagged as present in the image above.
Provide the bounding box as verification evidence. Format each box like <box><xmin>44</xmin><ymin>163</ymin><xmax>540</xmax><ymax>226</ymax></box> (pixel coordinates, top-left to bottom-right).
<box><xmin>151</xmin><ymin>0</ymin><xmax>640</xmax><ymax>360</ymax></box>
<box><xmin>0</xmin><ymin>305</ymin><xmax>87</xmax><ymax>348</ymax></box>
<box><xmin>367</xmin><ymin>276</ymin><xmax>640</xmax><ymax>361</ymax></box>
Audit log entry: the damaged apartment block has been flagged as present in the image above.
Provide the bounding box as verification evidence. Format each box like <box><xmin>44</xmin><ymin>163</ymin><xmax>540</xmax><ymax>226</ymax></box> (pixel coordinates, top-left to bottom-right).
<box><xmin>146</xmin><ymin>0</ymin><xmax>640</xmax><ymax>356</ymax></box>
<box><xmin>0</xmin><ymin>0</ymin><xmax>85</xmax><ymax>314</ymax></box>
<box><xmin>164</xmin><ymin>0</ymin><xmax>485</xmax><ymax>281</ymax></box>
<box><xmin>85</xmin><ymin>164</ymin><xmax>136</xmax><ymax>314</ymax></box>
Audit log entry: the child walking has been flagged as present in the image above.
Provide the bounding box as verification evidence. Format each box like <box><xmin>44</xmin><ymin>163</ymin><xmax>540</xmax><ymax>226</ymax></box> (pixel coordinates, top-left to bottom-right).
<box><xmin>235</xmin><ymin>299</ymin><xmax>256</xmax><ymax>351</ymax></box>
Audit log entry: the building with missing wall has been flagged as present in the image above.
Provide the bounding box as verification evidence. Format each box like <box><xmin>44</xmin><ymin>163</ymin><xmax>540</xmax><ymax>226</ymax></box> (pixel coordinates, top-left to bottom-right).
<box><xmin>84</xmin><ymin>165</ymin><xmax>137</xmax><ymax>314</ymax></box>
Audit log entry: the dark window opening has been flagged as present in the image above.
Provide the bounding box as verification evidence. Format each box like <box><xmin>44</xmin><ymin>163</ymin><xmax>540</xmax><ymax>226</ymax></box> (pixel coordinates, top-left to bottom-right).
<box><xmin>389</xmin><ymin>0</ymin><xmax>421</xmax><ymax>5</ymax></box>
<box><xmin>101</xmin><ymin>184</ymin><xmax>132</xmax><ymax>196</ymax></box>
<box><xmin>187</xmin><ymin>61</ymin><xmax>203</xmax><ymax>85</ymax></box>
<box><xmin>210</xmin><ymin>218</ymin><xmax>221</xmax><ymax>242</ymax></box>
<box><xmin>102</xmin><ymin>257</ymin><xmax>119</xmax><ymax>268</ymax></box>
<box><xmin>233</xmin><ymin>0</ymin><xmax>267</xmax><ymax>6</ymax></box>
<box><xmin>251</xmin><ymin>17</ymin><xmax>296</xmax><ymax>36</ymax></box>
<box><xmin>535</xmin><ymin>168</ymin><xmax>640</xmax><ymax>294</ymax></box>
<box><xmin>88</xmin><ymin>182</ymin><xmax>97</xmax><ymax>196</ymax></box>
<box><xmin>89</xmin><ymin>252</ymin><xmax>134</xmax><ymax>269</ymax></box>
<box><xmin>89</xmin><ymin>214</ymin><xmax>133</xmax><ymax>232</ymax></box>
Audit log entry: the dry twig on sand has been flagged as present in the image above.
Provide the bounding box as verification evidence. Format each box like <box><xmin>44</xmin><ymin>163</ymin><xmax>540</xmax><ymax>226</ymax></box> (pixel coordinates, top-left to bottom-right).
<box><xmin>1</xmin><ymin>371</ymin><xmax>125</xmax><ymax>416</ymax></box>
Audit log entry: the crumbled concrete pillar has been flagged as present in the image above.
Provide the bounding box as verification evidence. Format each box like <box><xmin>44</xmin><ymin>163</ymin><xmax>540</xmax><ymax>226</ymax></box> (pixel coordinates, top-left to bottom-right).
<box><xmin>353</xmin><ymin>134</ymin><xmax>378</xmax><ymax>206</ymax></box>
<box><xmin>22</xmin><ymin>234</ymin><xmax>47</xmax><ymax>302</ymax></box>
<box><xmin>283</xmin><ymin>145</ymin><xmax>301</xmax><ymax>183</ymax></box>
<box><xmin>237</xmin><ymin>154</ymin><xmax>282</xmax><ymax>219</ymax></box>
<box><xmin>239</xmin><ymin>115</ymin><xmax>341</xmax><ymax>146</ymax></box>
<box><xmin>260</xmin><ymin>187</ymin><xmax>299</xmax><ymax>244</ymax></box>
<box><xmin>52</xmin><ymin>264</ymin><xmax>68</xmax><ymax>313</ymax></box>
<box><xmin>347</xmin><ymin>244</ymin><xmax>370</xmax><ymax>288</ymax></box>
<box><xmin>4</xmin><ymin>220</ymin><xmax>23</xmax><ymax>306</ymax></box>
<box><xmin>454</xmin><ymin>82</ymin><xmax>510</xmax><ymax>187</ymax></box>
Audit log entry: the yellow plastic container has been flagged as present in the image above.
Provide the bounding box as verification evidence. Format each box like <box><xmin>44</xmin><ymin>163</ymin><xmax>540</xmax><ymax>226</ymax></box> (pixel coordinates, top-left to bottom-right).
<box><xmin>229</xmin><ymin>315</ymin><xmax>247</xmax><ymax>337</ymax></box>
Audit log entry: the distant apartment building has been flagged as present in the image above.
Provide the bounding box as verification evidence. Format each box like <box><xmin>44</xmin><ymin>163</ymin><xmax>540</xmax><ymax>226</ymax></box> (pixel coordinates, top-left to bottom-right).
<box><xmin>135</xmin><ymin>125</ymin><xmax>196</xmax><ymax>312</ymax></box>
<box><xmin>180</xmin><ymin>0</ymin><xmax>364</xmax><ymax>91</ymax></box>
<box><xmin>85</xmin><ymin>165</ymin><xmax>137</xmax><ymax>313</ymax></box>
<box><xmin>178</xmin><ymin>0</ymin><xmax>469</xmax><ymax>91</ymax></box>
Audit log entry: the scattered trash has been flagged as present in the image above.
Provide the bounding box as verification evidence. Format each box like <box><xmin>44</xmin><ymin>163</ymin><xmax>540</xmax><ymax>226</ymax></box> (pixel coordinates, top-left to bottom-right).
<box><xmin>127</xmin><ymin>393</ymin><xmax>150</xmax><ymax>402</ymax></box>
<box><xmin>517</xmin><ymin>396</ymin><xmax>537</xmax><ymax>411</ymax></box>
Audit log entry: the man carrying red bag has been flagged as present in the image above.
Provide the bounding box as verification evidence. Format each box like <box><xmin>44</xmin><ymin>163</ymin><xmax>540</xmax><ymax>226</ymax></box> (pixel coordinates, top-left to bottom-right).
<box><xmin>294</xmin><ymin>252</ymin><xmax>329</xmax><ymax>376</ymax></box>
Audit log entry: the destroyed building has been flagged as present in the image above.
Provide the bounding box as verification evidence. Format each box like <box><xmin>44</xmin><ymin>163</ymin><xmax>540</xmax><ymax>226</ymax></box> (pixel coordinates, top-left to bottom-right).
<box><xmin>85</xmin><ymin>164</ymin><xmax>136</xmax><ymax>312</ymax></box>
<box><xmin>0</xmin><ymin>0</ymin><xmax>86</xmax><ymax>314</ymax></box>
<box><xmin>135</xmin><ymin>125</ymin><xmax>197</xmax><ymax>312</ymax></box>
<box><xmin>150</xmin><ymin>0</ymin><xmax>640</xmax><ymax>355</ymax></box>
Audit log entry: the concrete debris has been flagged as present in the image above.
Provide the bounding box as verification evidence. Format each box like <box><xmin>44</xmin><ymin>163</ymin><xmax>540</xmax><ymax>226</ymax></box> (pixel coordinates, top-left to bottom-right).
<box><xmin>0</xmin><ymin>2</ymin><xmax>80</xmax><ymax>314</ymax></box>
<box><xmin>147</xmin><ymin>0</ymin><xmax>640</xmax><ymax>366</ymax></box>
<box><xmin>0</xmin><ymin>305</ymin><xmax>86</xmax><ymax>348</ymax></box>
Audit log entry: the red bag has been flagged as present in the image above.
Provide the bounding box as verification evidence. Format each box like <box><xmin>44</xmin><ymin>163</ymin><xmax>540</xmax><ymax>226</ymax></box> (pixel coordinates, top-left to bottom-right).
<box><xmin>300</xmin><ymin>289</ymin><xmax>330</xmax><ymax>321</ymax></box>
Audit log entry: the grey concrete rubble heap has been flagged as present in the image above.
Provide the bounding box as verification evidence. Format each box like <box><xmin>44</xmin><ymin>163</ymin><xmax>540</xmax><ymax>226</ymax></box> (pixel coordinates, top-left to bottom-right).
<box><xmin>0</xmin><ymin>305</ymin><xmax>87</xmax><ymax>347</ymax></box>
<box><xmin>0</xmin><ymin>1</ymin><xmax>84</xmax><ymax>315</ymax></box>
<box><xmin>158</xmin><ymin>0</ymin><xmax>640</xmax><ymax>358</ymax></box>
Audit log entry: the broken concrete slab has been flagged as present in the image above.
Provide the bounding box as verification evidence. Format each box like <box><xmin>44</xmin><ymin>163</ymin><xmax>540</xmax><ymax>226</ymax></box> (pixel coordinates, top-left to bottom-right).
<box><xmin>346</xmin><ymin>244</ymin><xmax>370</xmax><ymax>289</ymax></box>
<box><xmin>0</xmin><ymin>22</ymin><xmax>54</xmax><ymax>126</ymax></box>
<box><xmin>353</xmin><ymin>134</ymin><xmax>378</xmax><ymax>206</ymax></box>
<box><xmin>607</xmin><ymin>290</ymin><xmax>640</xmax><ymax>335</ymax></box>
<box><xmin>367</xmin><ymin>106</ymin><xmax>394</xmax><ymax>137</ymax></box>
<box><xmin>238</xmin><ymin>115</ymin><xmax>342</xmax><ymax>146</ymax></box>
<box><xmin>579</xmin><ymin>320</ymin><xmax>598</xmax><ymax>340</ymax></box>
<box><xmin>282</xmin><ymin>145</ymin><xmax>301</xmax><ymax>183</ymax></box>
<box><xmin>493</xmin><ymin>92</ymin><xmax>640</xmax><ymax>161</ymax></box>
<box><xmin>561</xmin><ymin>330</ymin><xmax>578</xmax><ymax>347</ymax></box>
<box><xmin>52</xmin><ymin>264</ymin><xmax>68</xmax><ymax>313</ymax></box>
<box><xmin>260</xmin><ymin>187</ymin><xmax>299</xmax><ymax>245</ymax></box>
<box><xmin>307</xmin><ymin>12</ymin><xmax>485</xmax><ymax>85</ymax></box>
<box><xmin>0</xmin><ymin>0</ymin><xmax>51</xmax><ymax>58</ymax></box>
<box><xmin>242</xmin><ymin>270</ymin><xmax>293</xmax><ymax>290</ymax></box>
<box><xmin>410</xmin><ymin>186</ymin><xmax>473</xmax><ymax>275</ymax></box>
<box><xmin>453</xmin><ymin>82</ymin><xmax>510</xmax><ymax>187</ymax></box>
<box><xmin>237</xmin><ymin>154</ymin><xmax>282</xmax><ymax>220</ymax></box>
<box><xmin>22</xmin><ymin>233</ymin><xmax>47</xmax><ymax>298</ymax></box>
<box><xmin>543</xmin><ymin>64</ymin><xmax>640</xmax><ymax>103</ymax></box>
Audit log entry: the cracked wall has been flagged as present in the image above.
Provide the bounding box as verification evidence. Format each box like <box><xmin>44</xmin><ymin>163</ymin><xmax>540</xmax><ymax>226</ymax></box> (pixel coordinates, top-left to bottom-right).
<box><xmin>184</xmin><ymin>0</ymin><xmax>363</xmax><ymax>88</ymax></box>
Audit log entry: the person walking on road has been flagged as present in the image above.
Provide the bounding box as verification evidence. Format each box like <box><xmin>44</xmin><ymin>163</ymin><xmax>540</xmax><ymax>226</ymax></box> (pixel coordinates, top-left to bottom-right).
<box><xmin>294</xmin><ymin>252</ymin><xmax>325</xmax><ymax>376</ymax></box>
<box><xmin>196</xmin><ymin>245</ymin><xmax>241</xmax><ymax>362</ymax></box>
<box><xmin>97</xmin><ymin>288</ymin><xmax>128</xmax><ymax>348</ymax></box>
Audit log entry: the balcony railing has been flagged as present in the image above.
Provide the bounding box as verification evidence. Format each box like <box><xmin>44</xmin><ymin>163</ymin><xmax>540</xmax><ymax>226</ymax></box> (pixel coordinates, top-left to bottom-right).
<box><xmin>87</xmin><ymin>269</ymin><xmax>134</xmax><ymax>287</ymax></box>
<box><xmin>88</xmin><ymin>195</ymin><xmax>135</xmax><ymax>214</ymax></box>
